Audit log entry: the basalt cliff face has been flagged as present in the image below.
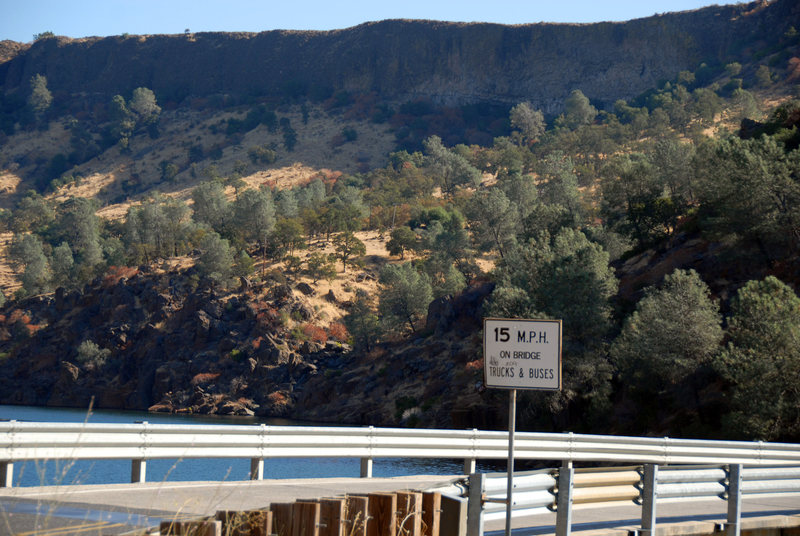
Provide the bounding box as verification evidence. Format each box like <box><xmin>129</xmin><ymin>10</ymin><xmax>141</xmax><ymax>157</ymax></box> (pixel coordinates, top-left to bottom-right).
<box><xmin>2</xmin><ymin>0</ymin><xmax>797</xmax><ymax>113</ymax></box>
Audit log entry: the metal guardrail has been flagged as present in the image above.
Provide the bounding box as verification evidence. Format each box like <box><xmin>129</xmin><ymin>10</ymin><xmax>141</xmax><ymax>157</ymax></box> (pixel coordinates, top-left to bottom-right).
<box><xmin>1</xmin><ymin>420</ymin><xmax>800</xmax><ymax>487</ymax></box>
<box><xmin>466</xmin><ymin>463</ymin><xmax>800</xmax><ymax>536</ymax></box>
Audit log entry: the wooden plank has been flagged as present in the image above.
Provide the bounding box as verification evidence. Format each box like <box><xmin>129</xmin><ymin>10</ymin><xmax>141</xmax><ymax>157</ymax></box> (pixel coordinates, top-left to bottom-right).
<box><xmin>215</xmin><ymin>509</ymin><xmax>272</xmax><ymax>536</ymax></box>
<box><xmin>293</xmin><ymin>501</ymin><xmax>321</xmax><ymax>536</ymax></box>
<box><xmin>367</xmin><ymin>492</ymin><xmax>397</xmax><ymax>536</ymax></box>
<box><xmin>397</xmin><ymin>492</ymin><xmax>423</xmax><ymax>536</ymax></box>
<box><xmin>271</xmin><ymin>503</ymin><xmax>295</xmax><ymax>536</ymax></box>
<box><xmin>160</xmin><ymin>519</ymin><xmax>222</xmax><ymax>536</ymax></box>
<box><xmin>345</xmin><ymin>496</ymin><xmax>369</xmax><ymax>536</ymax></box>
<box><xmin>320</xmin><ymin>498</ymin><xmax>347</xmax><ymax>536</ymax></box>
<box><xmin>422</xmin><ymin>492</ymin><xmax>442</xmax><ymax>536</ymax></box>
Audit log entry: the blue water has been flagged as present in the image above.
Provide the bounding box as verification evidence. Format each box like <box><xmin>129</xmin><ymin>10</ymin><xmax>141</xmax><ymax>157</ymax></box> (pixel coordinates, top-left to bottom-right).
<box><xmin>0</xmin><ymin>405</ymin><xmax>468</xmax><ymax>487</ymax></box>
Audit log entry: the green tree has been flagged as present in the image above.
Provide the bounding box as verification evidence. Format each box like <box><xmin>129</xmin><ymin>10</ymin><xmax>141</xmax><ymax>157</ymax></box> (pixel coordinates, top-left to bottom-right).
<box><xmin>27</xmin><ymin>74</ymin><xmax>52</xmax><ymax>118</ymax></box>
<box><xmin>333</xmin><ymin>231</ymin><xmax>366</xmax><ymax>272</ymax></box>
<box><xmin>273</xmin><ymin>217</ymin><xmax>306</xmax><ymax>258</ymax></box>
<box><xmin>128</xmin><ymin>87</ymin><xmax>161</xmax><ymax>126</ymax></box>
<box><xmin>488</xmin><ymin>228</ymin><xmax>617</xmax><ymax>347</ymax></box>
<box><xmin>488</xmin><ymin>228</ymin><xmax>616</xmax><ymax>430</ymax></box>
<box><xmin>755</xmin><ymin>65</ymin><xmax>773</xmax><ymax>87</ymax></box>
<box><xmin>697</xmin><ymin>135</ymin><xmax>800</xmax><ymax>258</ymax></box>
<box><xmin>196</xmin><ymin>231</ymin><xmax>234</xmax><ymax>287</ymax></box>
<box><xmin>233</xmin><ymin>249</ymin><xmax>255</xmax><ymax>279</ymax></box>
<box><xmin>717</xmin><ymin>277</ymin><xmax>800</xmax><ymax>440</ymax></box>
<box><xmin>386</xmin><ymin>226</ymin><xmax>417</xmax><ymax>259</ymax></box>
<box><xmin>127</xmin><ymin>194</ymin><xmax>192</xmax><ymax>262</ymax></box>
<box><xmin>537</xmin><ymin>152</ymin><xmax>583</xmax><ymax>223</ymax></box>
<box><xmin>378</xmin><ymin>263</ymin><xmax>433</xmax><ymax>335</ymax></box>
<box><xmin>611</xmin><ymin>269</ymin><xmax>723</xmax><ymax>395</ymax></box>
<box><xmin>159</xmin><ymin>160</ymin><xmax>179</xmax><ymax>182</ymax></box>
<box><xmin>601</xmin><ymin>153</ymin><xmax>677</xmax><ymax>247</ymax></box>
<box><xmin>509</xmin><ymin>102</ymin><xmax>545</xmax><ymax>145</ymax></box>
<box><xmin>305</xmin><ymin>252</ymin><xmax>337</xmax><ymax>283</ymax></box>
<box><xmin>731</xmin><ymin>89</ymin><xmax>760</xmax><ymax>121</ymax></box>
<box><xmin>423</xmin><ymin>254</ymin><xmax>466</xmax><ymax>299</ymax></box>
<box><xmin>192</xmin><ymin>181</ymin><xmax>230</xmax><ymax>234</ymax></box>
<box><xmin>232</xmin><ymin>187</ymin><xmax>276</xmax><ymax>245</ymax></box>
<box><xmin>274</xmin><ymin>189</ymin><xmax>299</xmax><ymax>219</ymax></box>
<box><xmin>50</xmin><ymin>241</ymin><xmax>75</xmax><ymax>289</ymax></box>
<box><xmin>466</xmin><ymin>188</ymin><xmax>518</xmax><ymax>259</ymax></box>
<box><xmin>650</xmin><ymin>137</ymin><xmax>695</xmax><ymax>203</ymax></box>
<box><xmin>108</xmin><ymin>94</ymin><xmax>135</xmax><ymax>148</ymax></box>
<box><xmin>60</xmin><ymin>197</ymin><xmax>103</xmax><ymax>276</ymax></box>
<box><xmin>10</xmin><ymin>233</ymin><xmax>51</xmax><ymax>296</ymax></box>
<box><xmin>11</xmin><ymin>192</ymin><xmax>54</xmax><ymax>233</ymax></box>
<box><xmin>423</xmin><ymin>136</ymin><xmax>481</xmax><ymax>196</ymax></box>
<box><xmin>690</xmin><ymin>88</ymin><xmax>722</xmax><ymax>124</ymax></box>
<box><xmin>343</xmin><ymin>289</ymin><xmax>381</xmax><ymax>351</ymax></box>
<box><xmin>560</xmin><ymin>89</ymin><xmax>597</xmax><ymax>129</ymax></box>
<box><xmin>725</xmin><ymin>62</ymin><xmax>742</xmax><ymax>77</ymax></box>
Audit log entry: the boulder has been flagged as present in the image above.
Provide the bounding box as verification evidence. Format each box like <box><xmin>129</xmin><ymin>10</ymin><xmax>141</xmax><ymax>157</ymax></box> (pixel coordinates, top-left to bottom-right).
<box><xmin>296</xmin><ymin>282</ymin><xmax>314</xmax><ymax>296</ymax></box>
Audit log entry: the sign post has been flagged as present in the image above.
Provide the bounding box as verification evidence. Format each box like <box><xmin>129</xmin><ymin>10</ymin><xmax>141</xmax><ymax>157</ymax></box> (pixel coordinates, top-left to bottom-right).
<box><xmin>483</xmin><ymin>318</ymin><xmax>562</xmax><ymax>536</ymax></box>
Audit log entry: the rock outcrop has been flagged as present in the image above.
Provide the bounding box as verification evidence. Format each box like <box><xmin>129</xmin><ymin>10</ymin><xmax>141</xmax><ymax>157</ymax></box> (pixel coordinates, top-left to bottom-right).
<box><xmin>2</xmin><ymin>1</ymin><xmax>796</xmax><ymax>113</ymax></box>
<box><xmin>0</xmin><ymin>264</ymin><xmax>496</xmax><ymax>428</ymax></box>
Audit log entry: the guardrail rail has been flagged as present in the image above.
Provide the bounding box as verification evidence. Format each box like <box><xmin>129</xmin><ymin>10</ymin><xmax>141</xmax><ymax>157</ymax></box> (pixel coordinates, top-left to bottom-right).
<box><xmin>3</xmin><ymin>421</ymin><xmax>800</xmax><ymax>486</ymax></box>
<box><xmin>465</xmin><ymin>463</ymin><xmax>800</xmax><ymax>536</ymax></box>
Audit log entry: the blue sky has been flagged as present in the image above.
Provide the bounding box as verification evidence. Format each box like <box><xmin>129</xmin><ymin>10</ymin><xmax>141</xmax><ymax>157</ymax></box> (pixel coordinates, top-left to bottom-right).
<box><xmin>2</xmin><ymin>0</ymin><xmax>745</xmax><ymax>43</ymax></box>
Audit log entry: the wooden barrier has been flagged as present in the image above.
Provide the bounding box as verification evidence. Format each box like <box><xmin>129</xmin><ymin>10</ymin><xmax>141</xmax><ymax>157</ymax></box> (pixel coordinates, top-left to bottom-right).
<box><xmin>320</xmin><ymin>498</ymin><xmax>347</xmax><ymax>536</ymax></box>
<box><xmin>293</xmin><ymin>501</ymin><xmax>322</xmax><ymax>536</ymax></box>
<box><xmin>160</xmin><ymin>519</ymin><xmax>222</xmax><ymax>535</ymax></box>
<box><xmin>422</xmin><ymin>492</ymin><xmax>442</xmax><ymax>536</ymax></box>
<box><xmin>271</xmin><ymin>503</ymin><xmax>296</xmax><ymax>536</ymax></box>
<box><xmin>397</xmin><ymin>492</ymin><xmax>422</xmax><ymax>536</ymax></box>
<box><xmin>215</xmin><ymin>510</ymin><xmax>272</xmax><ymax>536</ymax></box>
<box><xmin>367</xmin><ymin>493</ymin><xmax>397</xmax><ymax>536</ymax></box>
<box><xmin>159</xmin><ymin>490</ymin><xmax>450</xmax><ymax>536</ymax></box>
<box><xmin>345</xmin><ymin>495</ymin><xmax>370</xmax><ymax>536</ymax></box>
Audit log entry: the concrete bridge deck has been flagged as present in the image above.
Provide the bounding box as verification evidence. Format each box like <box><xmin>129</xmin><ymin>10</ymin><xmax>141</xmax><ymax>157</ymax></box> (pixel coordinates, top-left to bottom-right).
<box><xmin>0</xmin><ymin>476</ymin><xmax>798</xmax><ymax>535</ymax></box>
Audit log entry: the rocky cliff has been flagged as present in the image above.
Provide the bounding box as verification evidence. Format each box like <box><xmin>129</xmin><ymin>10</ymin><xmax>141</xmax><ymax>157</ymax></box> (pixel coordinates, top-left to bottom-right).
<box><xmin>2</xmin><ymin>0</ymin><xmax>797</xmax><ymax>113</ymax></box>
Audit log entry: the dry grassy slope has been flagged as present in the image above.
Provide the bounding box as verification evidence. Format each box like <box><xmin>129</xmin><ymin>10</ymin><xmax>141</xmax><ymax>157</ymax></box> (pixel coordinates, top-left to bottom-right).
<box><xmin>0</xmin><ymin>103</ymin><xmax>397</xmax><ymax>296</ymax></box>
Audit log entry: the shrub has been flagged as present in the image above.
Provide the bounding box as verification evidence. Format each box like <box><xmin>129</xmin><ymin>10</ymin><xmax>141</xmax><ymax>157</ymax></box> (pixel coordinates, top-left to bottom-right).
<box><xmin>302</xmin><ymin>323</ymin><xmax>328</xmax><ymax>344</ymax></box>
<box><xmin>76</xmin><ymin>340</ymin><xmax>111</xmax><ymax>369</ymax></box>
<box><xmin>102</xmin><ymin>266</ymin><xmax>139</xmax><ymax>287</ymax></box>
<box><xmin>248</xmin><ymin>145</ymin><xmax>277</xmax><ymax>165</ymax></box>
<box><xmin>267</xmin><ymin>391</ymin><xmax>289</xmax><ymax>406</ymax></box>
<box><xmin>465</xmin><ymin>358</ymin><xmax>483</xmax><ymax>372</ymax></box>
<box><xmin>327</xmin><ymin>322</ymin><xmax>349</xmax><ymax>342</ymax></box>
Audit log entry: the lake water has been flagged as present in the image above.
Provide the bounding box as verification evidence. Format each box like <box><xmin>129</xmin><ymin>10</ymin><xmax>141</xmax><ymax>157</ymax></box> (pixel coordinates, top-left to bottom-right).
<box><xmin>0</xmin><ymin>405</ymin><xmax>472</xmax><ymax>487</ymax></box>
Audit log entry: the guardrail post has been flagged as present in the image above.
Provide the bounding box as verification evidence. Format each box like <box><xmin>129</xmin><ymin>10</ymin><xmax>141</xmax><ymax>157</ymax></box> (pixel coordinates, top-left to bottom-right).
<box><xmin>463</xmin><ymin>458</ymin><xmax>476</xmax><ymax>475</ymax></box>
<box><xmin>360</xmin><ymin>458</ymin><xmax>373</xmax><ymax>478</ymax></box>
<box><xmin>361</xmin><ymin>425</ymin><xmax>374</xmax><ymax>478</ymax></box>
<box><xmin>466</xmin><ymin>472</ymin><xmax>484</xmax><ymax>536</ymax></box>
<box><xmin>465</xmin><ymin>428</ymin><xmax>478</xmax><ymax>476</ymax></box>
<box><xmin>725</xmin><ymin>464</ymin><xmax>742</xmax><ymax>536</ymax></box>
<box><xmin>2</xmin><ymin>420</ymin><xmax>15</xmax><ymax>488</ymax></box>
<box><xmin>555</xmin><ymin>460</ymin><xmax>574</xmax><ymax>536</ymax></box>
<box><xmin>0</xmin><ymin>462</ymin><xmax>12</xmax><ymax>488</ymax></box>
<box><xmin>131</xmin><ymin>459</ymin><xmax>146</xmax><ymax>483</ymax></box>
<box><xmin>132</xmin><ymin>420</ymin><xmax>148</xmax><ymax>483</ymax></box>
<box><xmin>250</xmin><ymin>458</ymin><xmax>264</xmax><ymax>480</ymax></box>
<box><xmin>640</xmin><ymin>464</ymin><xmax>658</xmax><ymax>536</ymax></box>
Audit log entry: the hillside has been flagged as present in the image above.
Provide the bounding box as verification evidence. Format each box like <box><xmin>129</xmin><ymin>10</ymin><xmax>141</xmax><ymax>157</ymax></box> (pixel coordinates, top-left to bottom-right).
<box><xmin>0</xmin><ymin>0</ymin><xmax>799</xmax><ymax>442</ymax></box>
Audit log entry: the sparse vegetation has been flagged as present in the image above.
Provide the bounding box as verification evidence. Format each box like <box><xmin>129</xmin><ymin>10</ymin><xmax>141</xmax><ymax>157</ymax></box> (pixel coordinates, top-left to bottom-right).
<box><xmin>0</xmin><ymin>4</ymin><xmax>798</xmax><ymax>441</ymax></box>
